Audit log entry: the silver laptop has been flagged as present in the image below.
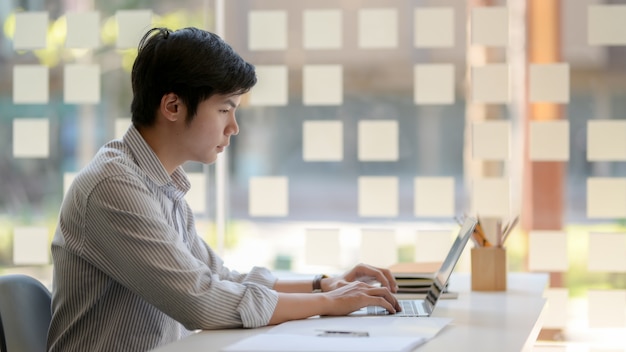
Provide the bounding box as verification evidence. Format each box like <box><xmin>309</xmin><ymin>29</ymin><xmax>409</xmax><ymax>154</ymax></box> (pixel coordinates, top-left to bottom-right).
<box><xmin>352</xmin><ymin>216</ymin><xmax>477</xmax><ymax>317</ymax></box>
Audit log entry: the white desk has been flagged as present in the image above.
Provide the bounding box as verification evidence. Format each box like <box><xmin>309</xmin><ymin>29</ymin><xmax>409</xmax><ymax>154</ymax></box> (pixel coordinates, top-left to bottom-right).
<box><xmin>152</xmin><ymin>272</ymin><xmax>548</xmax><ymax>352</ymax></box>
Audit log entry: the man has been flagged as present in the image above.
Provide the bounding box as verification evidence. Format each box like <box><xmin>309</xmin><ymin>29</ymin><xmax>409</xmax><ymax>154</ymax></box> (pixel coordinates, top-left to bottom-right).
<box><xmin>47</xmin><ymin>27</ymin><xmax>400</xmax><ymax>351</ymax></box>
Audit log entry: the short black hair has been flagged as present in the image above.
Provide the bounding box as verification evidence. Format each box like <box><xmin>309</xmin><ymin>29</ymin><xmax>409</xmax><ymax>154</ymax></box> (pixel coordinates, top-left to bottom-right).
<box><xmin>130</xmin><ymin>27</ymin><xmax>257</xmax><ymax>127</ymax></box>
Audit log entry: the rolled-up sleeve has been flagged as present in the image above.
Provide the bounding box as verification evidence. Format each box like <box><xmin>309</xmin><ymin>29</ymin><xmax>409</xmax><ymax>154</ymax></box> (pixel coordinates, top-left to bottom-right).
<box><xmin>237</xmin><ymin>281</ymin><xmax>279</xmax><ymax>328</ymax></box>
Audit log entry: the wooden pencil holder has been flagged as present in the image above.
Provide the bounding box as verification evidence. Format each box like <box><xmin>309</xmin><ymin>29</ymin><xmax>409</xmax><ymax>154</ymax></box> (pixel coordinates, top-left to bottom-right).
<box><xmin>471</xmin><ymin>247</ymin><xmax>507</xmax><ymax>291</ymax></box>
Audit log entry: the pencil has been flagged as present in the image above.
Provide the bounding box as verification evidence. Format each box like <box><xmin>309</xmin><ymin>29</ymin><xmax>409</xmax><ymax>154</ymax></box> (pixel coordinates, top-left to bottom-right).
<box><xmin>501</xmin><ymin>216</ymin><xmax>519</xmax><ymax>245</ymax></box>
<box><xmin>473</xmin><ymin>222</ymin><xmax>492</xmax><ymax>247</ymax></box>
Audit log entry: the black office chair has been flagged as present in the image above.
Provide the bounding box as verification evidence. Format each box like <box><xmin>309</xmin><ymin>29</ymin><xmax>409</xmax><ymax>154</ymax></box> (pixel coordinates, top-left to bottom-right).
<box><xmin>0</xmin><ymin>274</ymin><xmax>52</xmax><ymax>352</ymax></box>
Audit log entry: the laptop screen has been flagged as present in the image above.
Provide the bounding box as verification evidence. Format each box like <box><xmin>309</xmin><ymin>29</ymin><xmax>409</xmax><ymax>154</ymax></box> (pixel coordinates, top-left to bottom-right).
<box><xmin>424</xmin><ymin>217</ymin><xmax>477</xmax><ymax>308</ymax></box>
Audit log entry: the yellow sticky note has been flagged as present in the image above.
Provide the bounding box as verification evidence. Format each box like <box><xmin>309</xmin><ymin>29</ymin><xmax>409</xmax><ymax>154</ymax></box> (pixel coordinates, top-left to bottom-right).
<box><xmin>303</xmin><ymin>121</ymin><xmax>343</xmax><ymax>161</ymax></box>
<box><xmin>13</xmin><ymin>118</ymin><xmax>49</xmax><ymax>158</ymax></box>
<box><xmin>13</xmin><ymin>65</ymin><xmax>49</xmax><ymax>104</ymax></box>
<box><xmin>358</xmin><ymin>176</ymin><xmax>398</xmax><ymax>217</ymax></box>
<box><xmin>588</xmin><ymin>290</ymin><xmax>626</xmax><ymax>327</ymax></box>
<box><xmin>249</xmin><ymin>65</ymin><xmax>288</xmax><ymax>106</ymax></box>
<box><xmin>14</xmin><ymin>12</ymin><xmax>48</xmax><ymax>50</ymax></box>
<box><xmin>529</xmin><ymin>63</ymin><xmax>570</xmax><ymax>103</ymax></box>
<box><xmin>66</xmin><ymin>12</ymin><xmax>100</xmax><ymax>48</ymax></box>
<box><xmin>63</xmin><ymin>172</ymin><xmax>78</xmax><ymax>197</ymax></box>
<box><xmin>64</xmin><ymin>64</ymin><xmax>101</xmax><ymax>104</ymax></box>
<box><xmin>185</xmin><ymin>173</ymin><xmax>207</xmax><ymax>214</ymax></box>
<box><xmin>248</xmin><ymin>10</ymin><xmax>287</xmax><ymax>50</ymax></box>
<box><xmin>116</xmin><ymin>10</ymin><xmax>152</xmax><ymax>49</ymax></box>
<box><xmin>249</xmin><ymin>176</ymin><xmax>289</xmax><ymax>217</ymax></box>
<box><xmin>587</xmin><ymin>177</ymin><xmax>626</xmax><ymax>218</ymax></box>
<box><xmin>414</xmin><ymin>64</ymin><xmax>455</xmax><ymax>105</ymax></box>
<box><xmin>358</xmin><ymin>120</ymin><xmax>398</xmax><ymax>161</ymax></box>
<box><xmin>587</xmin><ymin>120</ymin><xmax>626</xmax><ymax>161</ymax></box>
<box><xmin>472</xmin><ymin>7</ymin><xmax>508</xmax><ymax>47</ymax></box>
<box><xmin>472</xmin><ymin>64</ymin><xmax>509</xmax><ymax>103</ymax></box>
<box><xmin>588</xmin><ymin>232</ymin><xmax>626</xmax><ymax>272</ymax></box>
<box><xmin>471</xmin><ymin>178</ymin><xmax>510</xmax><ymax>218</ymax></box>
<box><xmin>414</xmin><ymin>7</ymin><xmax>454</xmax><ymax>48</ymax></box>
<box><xmin>303</xmin><ymin>65</ymin><xmax>343</xmax><ymax>106</ymax></box>
<box><xmin>13</xmin><ymin>227</ymin><xmax>49</xmax><ymax>265</ymax></box>
<box><xmin>115</xmin><ymin>118</ymin><xmax>131</xmax><ymax>139</ymax></box>
<box><xmin>359</xmin><ymin>229</ymin><xmax>397</xmax><ymax>268</ymax></box>
<box><xmin>472</xmin><ymin>121</ymin><xmax>510</xmax><ymax>161</ymax></box>
<box><xmin>358</xmin><ymin>8</ymin><xmax>398</xmax><ymax>49</ymax></box>
<box><xmin>414</xmin><ymin>177</ymin><xmax>455</xmax><ymax>218</ymax></box>
<box><xmin>542</xmin><ymin>288</ymin><xmax>569</xmax><ymax>329</ymax></box>
<box><xmin>303</xmin><ymin>9</ymin><xmax>342</xmax><ymax>49</ymax></box>
<box><xmin>305</xmin><ymin>229</ymin><xmax>341</xmax><ymax>267</ymax></box>
<box><xmin>588</xmin><ymin>5</ymin><xmax>626</xmax><ymax>45</ymax></box>
<box><xmin>415</xmin><ymin>229</ymin><xmax>455</xmax><ymax>263</ymax></box>
<box><xmin>530</xmin><ymin>121</ymin><xmax>569</xmax><ymax>161</ymax></box>
<box><xmin>528</xmin><ymin>231</ymin><xmax>568</xmax><ymax>272</ymax></box>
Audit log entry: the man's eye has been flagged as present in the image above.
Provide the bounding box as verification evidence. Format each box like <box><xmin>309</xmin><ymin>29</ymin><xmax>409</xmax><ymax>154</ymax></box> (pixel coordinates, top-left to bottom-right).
<box><xmin>220</xmin><ymin>110</ymin><xmax>229</xmax><ymax>113</ymax></box>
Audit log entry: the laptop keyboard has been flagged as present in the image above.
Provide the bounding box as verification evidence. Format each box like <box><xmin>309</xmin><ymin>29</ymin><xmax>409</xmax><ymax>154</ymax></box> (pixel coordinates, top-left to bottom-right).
<box><xmin>366</xmin><ymin>300</ymin><xmax>425</xmax><ymax>317</ymax></box>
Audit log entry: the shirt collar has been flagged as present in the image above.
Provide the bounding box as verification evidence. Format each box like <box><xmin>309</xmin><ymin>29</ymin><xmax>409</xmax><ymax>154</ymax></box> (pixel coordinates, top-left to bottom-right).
<box><xmin>122</xmin><ymin>125</ymin><xmax>190</xmax><ymax>194</ymax></box>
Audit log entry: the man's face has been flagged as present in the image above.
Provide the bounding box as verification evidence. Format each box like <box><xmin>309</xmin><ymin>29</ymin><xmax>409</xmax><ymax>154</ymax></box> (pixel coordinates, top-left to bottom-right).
<box><xmin>181</xmin><ymin>93</ymin><xmax>241</xmax><ymax>164</ymax></box>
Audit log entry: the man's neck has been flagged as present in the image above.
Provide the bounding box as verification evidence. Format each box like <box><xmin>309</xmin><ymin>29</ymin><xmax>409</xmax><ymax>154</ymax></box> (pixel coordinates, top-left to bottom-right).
<box><xmin>136</xmin><ymin>126</ymin><xmax>182</xmax><ymax>175</ymax></box>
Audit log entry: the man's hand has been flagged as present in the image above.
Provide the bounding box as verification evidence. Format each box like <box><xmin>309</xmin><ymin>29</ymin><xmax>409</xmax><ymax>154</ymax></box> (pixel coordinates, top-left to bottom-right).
<box><xmin>321</xmin><ymin>263</ymin><xmax>399</xmax><ymax>293</ymax></box>
<box><xmin>320</xmin><ymin>280</ymin><xmax>400</xmax><ymax>316</ymax></box>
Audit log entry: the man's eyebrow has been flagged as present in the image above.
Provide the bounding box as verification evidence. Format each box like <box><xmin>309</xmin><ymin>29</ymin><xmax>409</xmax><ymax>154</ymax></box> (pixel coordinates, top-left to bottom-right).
<box><xmin>224</xmin><ymin>98</ymin><xmax>238</xmax><ymax>108</ymax></box>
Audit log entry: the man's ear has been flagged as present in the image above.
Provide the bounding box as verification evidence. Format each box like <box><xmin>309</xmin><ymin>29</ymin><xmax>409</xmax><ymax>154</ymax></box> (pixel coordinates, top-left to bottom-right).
<box><xmin>160</xmin><ymin>93</ymin><xmax>181</xmax><ymax>122</ymax></box>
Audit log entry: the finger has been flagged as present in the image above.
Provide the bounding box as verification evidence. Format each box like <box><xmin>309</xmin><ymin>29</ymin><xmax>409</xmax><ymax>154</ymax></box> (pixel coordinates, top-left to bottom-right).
<box><xmin>364</xmin><ymin>267</ymin><xmax>397</xmax><ymax>293</ymax></box>
<box><xmin>367</xmin><ymin>287</ymin><xmax>401</xmax><ymax>311</ymax></box>
<box><xmin>379</xmin><ymin>268</ymin><xmax>399</xmax><ymax>293</ymax></box>
<box><xmin>345</xmin><ymin>264</ymin><xmax>398</xmax><ymax>293</ymax></box>
<box><xmin>371</xmin><ymin>296</ymin><xmax>397</xmax><ymax>314</ymax></box>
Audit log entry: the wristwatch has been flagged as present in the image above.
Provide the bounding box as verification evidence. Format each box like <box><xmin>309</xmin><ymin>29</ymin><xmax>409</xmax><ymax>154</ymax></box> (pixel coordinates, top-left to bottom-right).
<box><xmin>312</xmin><ymin>274</ymin><xmax>328</xmax><ymax>293</ymax></box>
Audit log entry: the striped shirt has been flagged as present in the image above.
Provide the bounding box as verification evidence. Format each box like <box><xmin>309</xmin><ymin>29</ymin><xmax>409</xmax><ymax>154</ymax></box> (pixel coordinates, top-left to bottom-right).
<box><xmin>47</xmin><ymin>126</ymin><xmax>279</xmax><ymax>352</ymax></box>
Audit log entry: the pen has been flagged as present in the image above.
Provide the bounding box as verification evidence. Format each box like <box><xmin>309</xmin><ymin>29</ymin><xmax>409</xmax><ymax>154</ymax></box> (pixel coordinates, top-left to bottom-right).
<box><xmin>316</xmin><ymin>330</ymin><xmax>369</xmax><ymax>337</ymax></box>
<box><xmin>496</xmin><ymin>219</ymin><xmax>503</xmax><ymax>247</ymax></box>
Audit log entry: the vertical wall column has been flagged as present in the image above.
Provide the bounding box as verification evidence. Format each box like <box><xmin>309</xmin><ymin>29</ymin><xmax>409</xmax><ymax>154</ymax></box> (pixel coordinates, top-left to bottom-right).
<box><xmin>524</xmin><ymin>0</ymin><xmax>564</xmax><ymax>280</ymax></box>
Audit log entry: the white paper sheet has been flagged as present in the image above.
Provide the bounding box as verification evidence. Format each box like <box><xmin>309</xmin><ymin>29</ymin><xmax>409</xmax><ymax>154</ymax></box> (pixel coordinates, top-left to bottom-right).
<box><xmin>221</xmin><ymin>333</ymin><xmax>425</xmax><ymax>352</ymax></box>
<box><xmin>222</xmin><ymin>316</ymin><xmax>451</xmax><ymax>352</ymax></box>
<box><xmin>267</xmin><ymin>316</ymin><xmax>452</xmax><ymax>339</ymax></box>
